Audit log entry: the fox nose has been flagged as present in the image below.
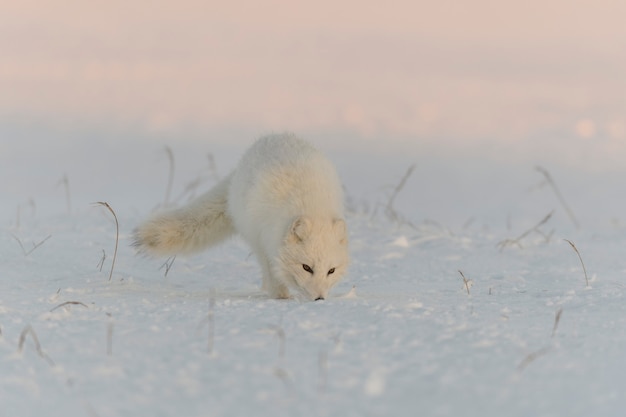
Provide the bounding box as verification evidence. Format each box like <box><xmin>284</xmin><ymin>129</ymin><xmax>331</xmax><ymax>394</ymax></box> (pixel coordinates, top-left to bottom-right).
<box><xmin>315</xmin><ymin>296</ymin><xmax>325</xmax><ymax>301</ymax></box>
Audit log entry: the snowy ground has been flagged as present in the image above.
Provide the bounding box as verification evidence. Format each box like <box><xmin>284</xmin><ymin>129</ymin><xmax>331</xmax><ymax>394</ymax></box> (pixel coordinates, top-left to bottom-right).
<box><xmin>2</xmin><ymin>136</ymin><xmax>626</xmax><ymax>417</ymax></box>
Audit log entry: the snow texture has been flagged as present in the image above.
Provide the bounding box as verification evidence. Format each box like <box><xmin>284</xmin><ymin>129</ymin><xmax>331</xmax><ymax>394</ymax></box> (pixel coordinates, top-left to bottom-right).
<box><xmin>2</xmin><ymin>140</ymin><xmax>626</xmax><ymax>417</ymax></box>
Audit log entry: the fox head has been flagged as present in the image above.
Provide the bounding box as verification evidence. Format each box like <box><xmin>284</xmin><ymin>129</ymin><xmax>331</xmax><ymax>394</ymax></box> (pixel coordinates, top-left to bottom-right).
<box><xmin>278</xmin><ymin>216</ymin><xmax>349</xmax><ymax>301</ymax></box>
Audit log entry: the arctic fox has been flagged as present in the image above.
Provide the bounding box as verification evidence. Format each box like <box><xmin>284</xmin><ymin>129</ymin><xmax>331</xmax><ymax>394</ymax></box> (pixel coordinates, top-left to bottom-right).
<box><xmin>133</xmin><ymin>133</ymin><xmax>349</xmax><ymax>300</ymax></box>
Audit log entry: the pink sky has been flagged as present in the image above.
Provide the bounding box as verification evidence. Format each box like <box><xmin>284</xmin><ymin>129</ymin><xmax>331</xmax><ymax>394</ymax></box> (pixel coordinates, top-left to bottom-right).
<box><xmin>1</xmin><ymin>0</ymin><xmax>625</xmax><ymax>144</ymax></box>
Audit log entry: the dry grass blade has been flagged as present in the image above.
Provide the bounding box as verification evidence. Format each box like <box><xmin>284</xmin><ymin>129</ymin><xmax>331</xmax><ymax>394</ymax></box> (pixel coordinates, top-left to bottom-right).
<box><xmin>208</xmin><ymin>288</ymin><xmax>216</xmax><ymax>355</ymax></box>
<box><xmin>163</xmin><ymin>146</ymin><xmax>175</xmax><ymax>207</ymax></box>
<box><xmin>564</xmin><ymin>239</ymin><xmax>589</xmax><ymax>287</ymax></box>
<box><xmin>97</xmin><ymin>249</ymin><xmax>107</xmax><ymax>272</ymax></box>
<box><xmin>58</xmin><ymin>173</ymin><xmax>72</xmax><ymax>214</ymax></box>
<box><xmin>107</xmin><ymin>323</ymin><xmax>114</xmax><ymax>356</ymax></box>
<box><xmin>18</xmin><ymin>325</ymin><xmax>55</xmax><ymax>366</ymax></box>
<box><xmin>207</xmin><ymin>152</ymin><xmax>220</xmax><ymax>182</ymax></box>
<box><xmin>517</xmin><ymin>347</ymin><xmax>551</xmax><ymax>372</ymax></box>
<box><xmin>15</xmin><ymin>199</ymin><xmax>36</xmax><ymax>229</ymax></box>
<box><xmin>11</xmin><ymin>234</ymin><xmax>27</xmax><ymax>254</ymax></box>
<box><xmin>535</xmin><ymin>166</ymin><xmax>580</xmax><ymax>229</ymax></box>
<box><xmin>50</xmin><ymin>301</ymin><xmax>88</xmax><ymax>312</ymax></box>
<box><xmin>106</xmin><ymin>312</ymin><xmax>114</xmax><ymax>356</ymax></box>
<box><xmin>268</xmin><ymin>325</ymin><xmax>286</xmax><ymax>360</ymax></box>
<box><xmin>94</xmin><ymin>202</ymin><xmax>119</xmax><ymax>281</ymax></box>
<box><xmin>274</xmin><ymin>367</ymin><xmax>293</xmax><ymax>391</ymax></box>
<box><xmin>458</xmin><ymin>270</ymin><xmax>472</xmax><ymax>295</ymax></box>
<box><xmin>552</xmin><ymin>308</ymin><xmax>563</xmax><ymax>338</ymax></box>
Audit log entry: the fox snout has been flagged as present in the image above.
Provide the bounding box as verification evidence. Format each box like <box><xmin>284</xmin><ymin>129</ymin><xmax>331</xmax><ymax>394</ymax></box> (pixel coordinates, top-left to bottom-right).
<box><xmin>311</xmin><ymin>289</ymin><xmax>328</xmax><ymax>301</ymax></box>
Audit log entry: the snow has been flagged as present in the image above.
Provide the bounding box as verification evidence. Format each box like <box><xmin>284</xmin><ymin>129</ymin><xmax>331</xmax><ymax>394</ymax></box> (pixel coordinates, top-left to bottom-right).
<box><xmin>2</xmin><ymin>138</ymin><xmax>626</xmax><ymax>417</ymax></box>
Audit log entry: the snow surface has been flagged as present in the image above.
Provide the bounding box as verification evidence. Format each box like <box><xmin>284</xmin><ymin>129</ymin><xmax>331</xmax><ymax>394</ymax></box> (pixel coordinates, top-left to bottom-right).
<box><xmin>2</xmin><ymin>138</ymin><xmax>626</xmax><ymax>417</ymax></box>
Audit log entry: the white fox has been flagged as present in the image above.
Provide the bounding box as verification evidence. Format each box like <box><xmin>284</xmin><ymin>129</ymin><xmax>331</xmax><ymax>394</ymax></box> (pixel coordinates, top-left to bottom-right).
<box><xmin>133</xmin><ymin>133</ymin><xmax>349</xmax><ymax>300</ymax></box>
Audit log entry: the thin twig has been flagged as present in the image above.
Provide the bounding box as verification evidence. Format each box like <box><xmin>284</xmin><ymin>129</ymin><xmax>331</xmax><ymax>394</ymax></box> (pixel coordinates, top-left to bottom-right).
<box><xmin>50</xmin><ymin>301</ymin><xmax>88</xmax><ymax>312</ymax></box>
<box><xmin>385</xmin><ymin>164</ymin><xmax>416</xmax><ymax>226</ymax></box>
<box><xmin>564</xmin><ymin>239</ymin><xmax>589</xmax><ymax>287</ymax></box>
<box><xmin>94</xmin><ymin>202</ymin><xmax>119</xmax><ymax>281</ymax></box>
<box><xmin>11</xmin><ymin>234</ymin><xmax>52</xmax><ymax>256</ymax></box>
<box><xmin>11</xmin><ymin>234</ymin><xmax>26</xmax><ymax>254</ymax></box>
<box><xmin>160</xmin><ymin>256</ymin><xmax>176</xmax><ymax>277</ymax></box>
<box><xmin>497</xmin><ymin>211</ymin><xmax>554</xmax><ymax>251</ymax></box>
<box><xmin>535</xmin><ymin>166</ymin><xmax>580</xmax><ymax>229</ymax></box>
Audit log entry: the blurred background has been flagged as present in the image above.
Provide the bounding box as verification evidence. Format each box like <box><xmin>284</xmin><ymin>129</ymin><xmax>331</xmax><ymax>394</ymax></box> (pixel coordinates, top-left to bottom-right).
<box><xmin>2</xmin><ymin>0</ymin><xmax>625</xmax><ymax>226</ymax></box>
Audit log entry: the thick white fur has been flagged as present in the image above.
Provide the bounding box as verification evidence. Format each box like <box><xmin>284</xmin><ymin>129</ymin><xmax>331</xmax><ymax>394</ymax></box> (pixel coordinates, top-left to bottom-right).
<box><xmin>134</xmin><ymin>133</ymin><xmax>349</xmax><ymax>300</ymax></box>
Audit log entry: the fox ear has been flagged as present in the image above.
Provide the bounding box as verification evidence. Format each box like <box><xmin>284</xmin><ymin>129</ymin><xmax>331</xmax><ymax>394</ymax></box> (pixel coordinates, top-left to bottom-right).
<box><xmin>333</xmin><ymin>218</ymin><xmax>348</xmax><ymax>245</ymax></box>
<box><xmin>290</xmin><ymin>217</ymin><xmax>312</xmax><ymax>242</ymax></box>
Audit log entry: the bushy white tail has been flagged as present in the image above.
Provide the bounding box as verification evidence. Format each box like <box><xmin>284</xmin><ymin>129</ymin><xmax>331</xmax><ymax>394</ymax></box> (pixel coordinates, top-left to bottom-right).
<box><xmin>133</xmin><ymin>175</ymin><xmax>235</xmax><ymax>256</ymax></box>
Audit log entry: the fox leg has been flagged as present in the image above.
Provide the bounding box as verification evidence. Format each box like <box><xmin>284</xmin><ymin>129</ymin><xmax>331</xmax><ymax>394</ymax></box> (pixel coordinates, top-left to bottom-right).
<box><xmin>258</xmin><ymin>254</ymin><xmax>290</xmax><ymax>299</ymax></box>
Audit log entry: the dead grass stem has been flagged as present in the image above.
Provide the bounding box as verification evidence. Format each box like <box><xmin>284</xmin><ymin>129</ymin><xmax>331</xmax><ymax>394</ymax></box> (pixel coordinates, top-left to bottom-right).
<box><xmin>384</xmin><ymin>164</ymin><xmax>416</xmax><ymax>227</ymax></box>
<box><xmin>497</xmin><ymin>211</ymin><xmax>554</xmax><ymax>251</ymax></box>
<box><xmin>458</xmin><ymin>270</ymin><xmax>472</xmax><ymax>295</ymax></box>
<box><xmin>11</xmin><ymin>234</ymin><xmax>52</xmax><ymax>256</ymax></box>
<box><xmin>94</xmin><ymin>202</ymin><xmax>119</xmax><ymax>281</ymax></box>
<box><xmin>564</xmin><ymin>239</ymin><xmax>589</xmax><ymax>287</ymax></box>
<box><xmin>50</xmin><ymin>301</ymin><xmax>88</xmax><ymax>312</ymax></box>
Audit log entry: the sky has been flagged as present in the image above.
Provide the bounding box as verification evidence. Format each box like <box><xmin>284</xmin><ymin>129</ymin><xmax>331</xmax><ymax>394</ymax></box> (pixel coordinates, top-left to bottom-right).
<box><xmin>1</xmin><ymin>0</ymin><xmax>626</xmax><ymax>168</ymax></box>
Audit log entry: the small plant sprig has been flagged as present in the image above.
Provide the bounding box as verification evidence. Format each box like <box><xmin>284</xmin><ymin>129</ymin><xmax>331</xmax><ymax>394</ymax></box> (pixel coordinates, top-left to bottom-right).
<box><xmin>94</xmin><ymin>202</ymin><xmax>119</xmax><ymax>281</ymax></box>
<box><xmin>564</xmin><ymin>239</ymin><xmax>589</xmax><ymax>287</ymax></box>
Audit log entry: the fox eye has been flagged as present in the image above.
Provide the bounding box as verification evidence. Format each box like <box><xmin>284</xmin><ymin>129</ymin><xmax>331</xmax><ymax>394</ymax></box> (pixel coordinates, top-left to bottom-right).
<box><xmin>328</xmin><ymin>268</ymin><xmax>335</xmax><ymax>275</ymax></box>
<box><xmin>302</xmin><ymin>264</ymin><xmax>314</xmax><ymax>274</ymax></box>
